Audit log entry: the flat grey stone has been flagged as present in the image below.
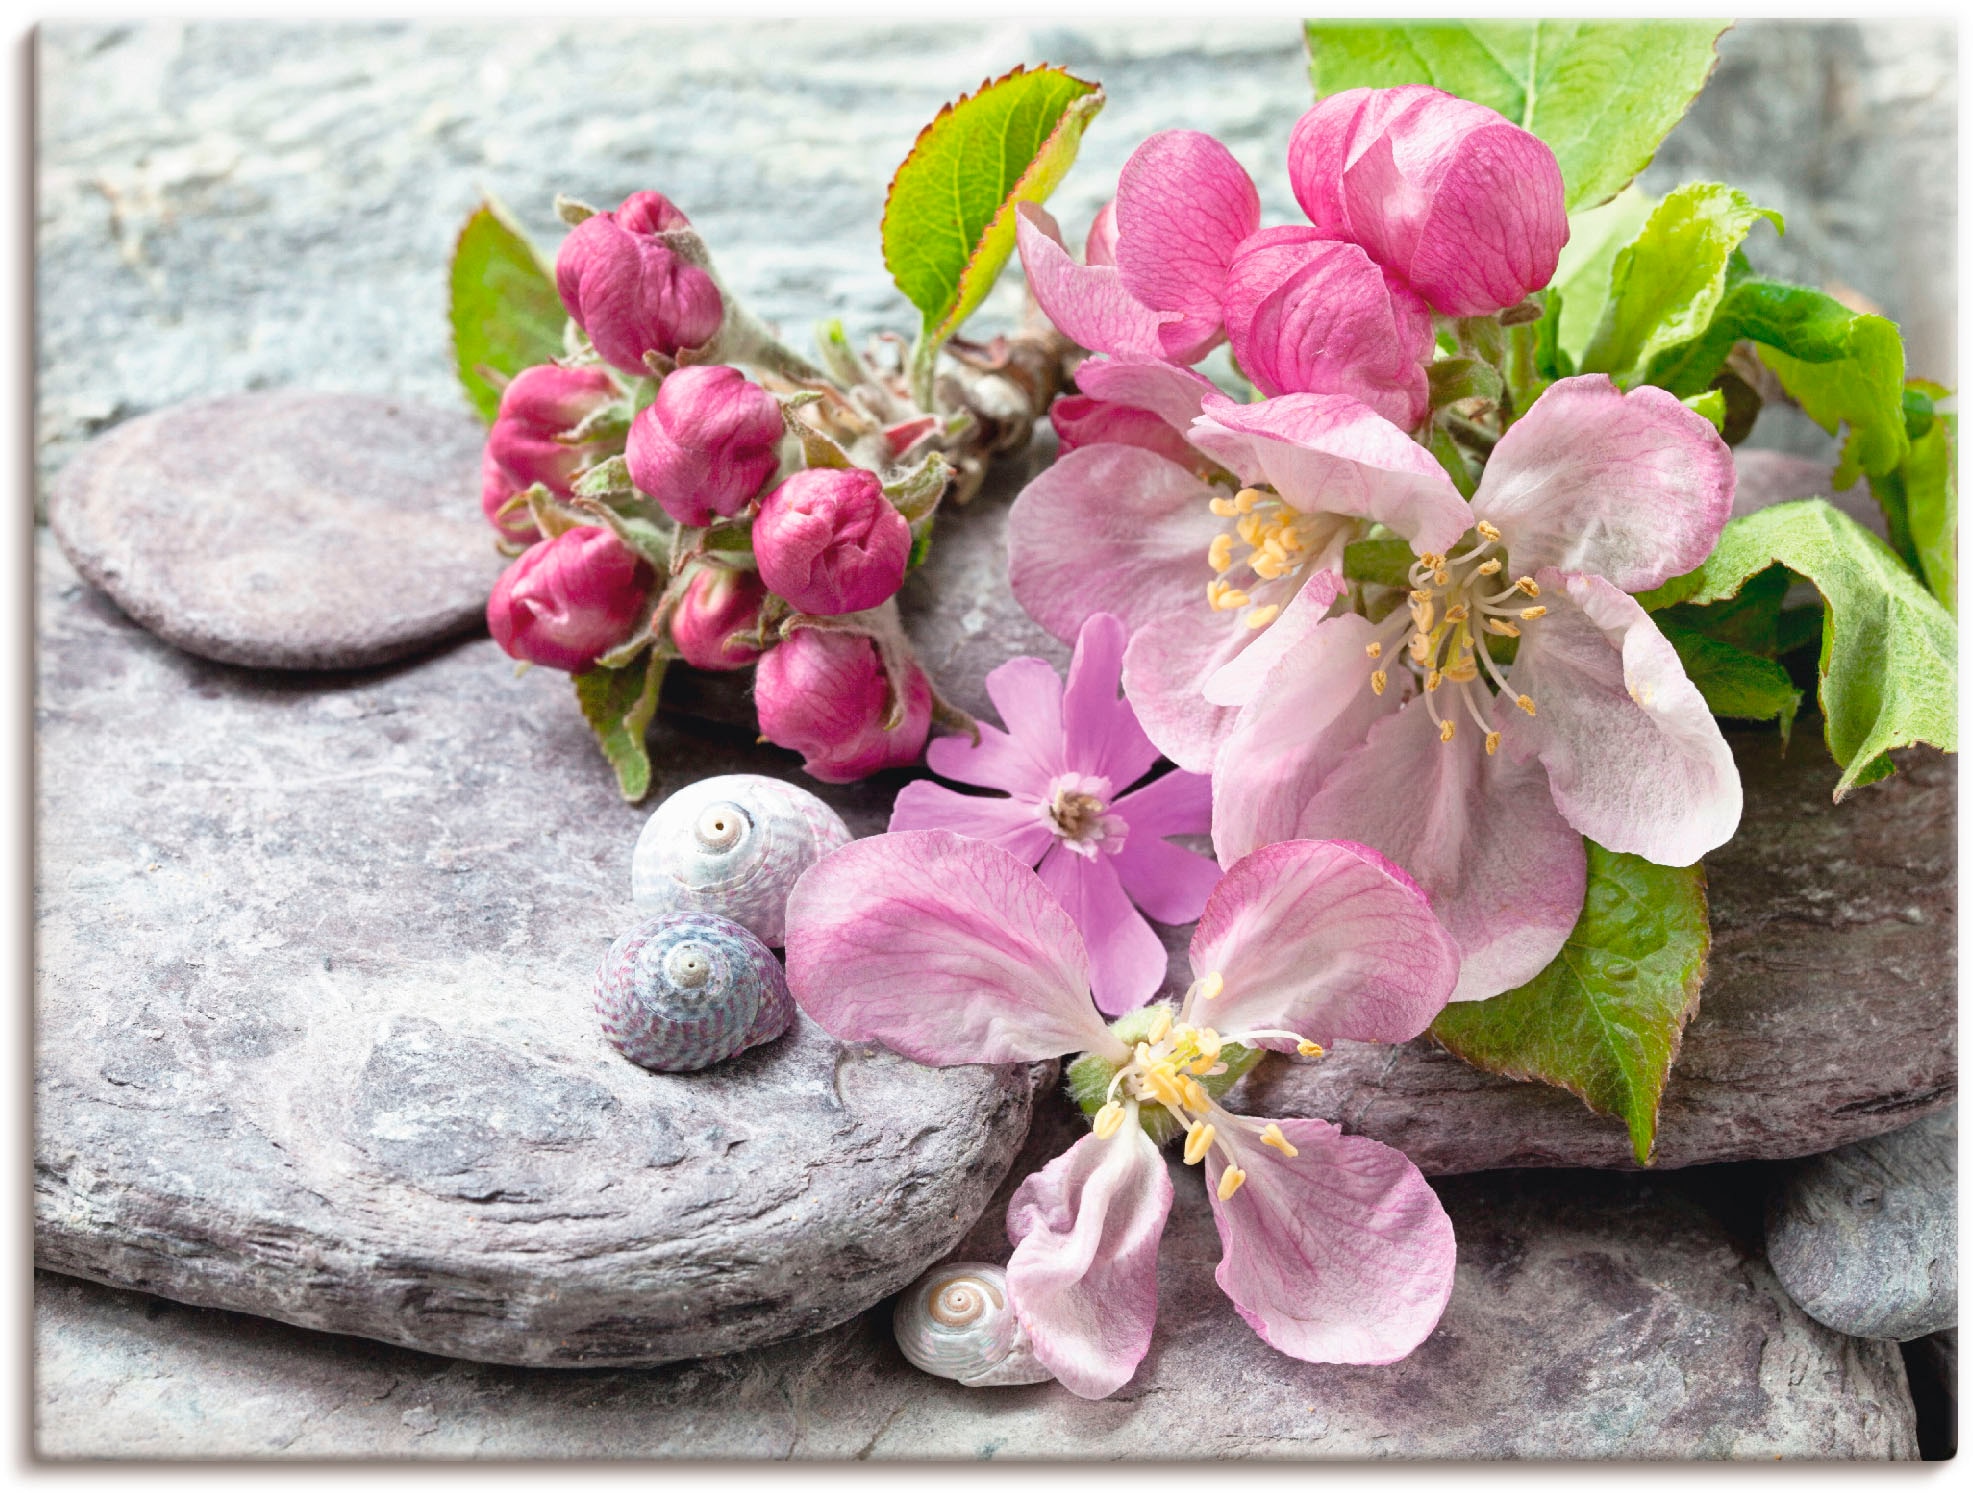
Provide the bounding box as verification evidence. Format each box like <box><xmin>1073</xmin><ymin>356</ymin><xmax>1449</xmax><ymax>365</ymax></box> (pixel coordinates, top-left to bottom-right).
<box><xmin>34</xmin><ymin>530</ymin><xmax>1035</xmax><ymax>1367</ymax></box>
<box><xmin>1767</xmin><ymin>1108</ymin><xmax>1957</xmax><ymax>1341</ymax></box>
<box><xmin>34</xmin><ymin>1107</ymin><xmax>1919</xmax><ymax>1459</ymax></box>
<box><xmin>48</xmin><ymin>392</ymin><xmax>505</xmax><ymax>670</ymax></box>
<box><xmin>1234</xmin><ymin>727</ymin><xmax>1955</xmax><ymax>1173</ymax></box>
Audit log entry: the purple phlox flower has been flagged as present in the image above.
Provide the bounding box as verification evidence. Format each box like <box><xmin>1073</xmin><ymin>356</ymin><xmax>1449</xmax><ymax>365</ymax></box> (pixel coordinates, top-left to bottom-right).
<box><xmin>889</xmin><ymin>612</ymin><xmax>1220</xmax><ymax>1014</ymax></box>
<box><xmin>784</xmin><ymin>828</ymin><xmax>1462</xmax><ymax>1399</ymax></box>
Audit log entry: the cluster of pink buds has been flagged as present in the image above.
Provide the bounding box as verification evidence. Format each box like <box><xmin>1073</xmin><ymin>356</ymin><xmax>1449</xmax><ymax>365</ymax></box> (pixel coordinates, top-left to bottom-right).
<box><xmin>477</xmin><ymin>189</ymin><xmax>945</xmax><ymax>788</ymax></box>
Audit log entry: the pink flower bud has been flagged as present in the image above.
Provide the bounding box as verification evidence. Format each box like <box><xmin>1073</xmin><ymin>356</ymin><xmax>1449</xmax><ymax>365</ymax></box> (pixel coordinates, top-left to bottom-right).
<box><xmin>754</xmin><ymin>627</ymin><xmax>931</xmax><ymax>783</ymax></box>
<box><xmin>624</xmin><ymin>364</ymin><xmax>783</xmax><ymax>527</ymax></box>
<box><xmin>1085</xmin><ymin>200</ymin><xmax>1121</xmax><ymax>268</ymax></box>
<box><xmin>555</xmin><ymin>191</ymin><xmax>725</xmax><ymax>377</ymax></box>
<box><xmin>481</xmin><ymin>364</ymin><xmax>620</xmax><ymax>541</ymax></box>
<box><xmin>486</xmin><ymin>525</ymin><xmax>652</xmax><ymax>673</ymax></box>
<box><xmin>1051</xmin><ymin>394</ymin><xmax>1199</xmax><ymax>469</ymax></box>
<box><xmin>1288</xmin><ymin>86</ymin><xmax>1566</xmax><ymax>318</ymax></box>
<box><xmin>669</xmin><ymin>564</ymin><xmax>767</xmax><ymax>671</ymax></box>
<box><xmin>752</xmin><ymin>468</ymin><xmax>910</xmax><ymax>616</ymax></box>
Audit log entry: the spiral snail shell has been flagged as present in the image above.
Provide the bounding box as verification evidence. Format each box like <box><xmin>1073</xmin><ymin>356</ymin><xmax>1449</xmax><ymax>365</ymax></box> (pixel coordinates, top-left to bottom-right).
<box><xmin>631</xmin><ymin>774</ymin><xmax>853</xmax><ymax>946</ymax></box>
<box><xmin>593</xmin><ymin>911</ymin><xmax>793</xmax><ymax>1073</ymax></box>
<box><xmin>892</xmin><ymin>1261</ymin><xmax>1054</xmax><ymax>1388</ymax></box>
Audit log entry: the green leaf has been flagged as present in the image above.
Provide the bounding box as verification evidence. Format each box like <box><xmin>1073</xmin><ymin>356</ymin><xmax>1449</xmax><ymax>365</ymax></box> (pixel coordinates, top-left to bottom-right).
<box><xmin>1303</xmin><ymin>21</ymin><xmax>1728</xmax><ymax>211</ymax></box>
<box><xmin>1428</xmin><ymin>356</ymin><xmax>1506</xmax><ymax>410</ymax></box>
<box><xmin>1761</xmin><ymin>317</ymin><xmax>1910</xmax><ymax>491</ymax></box>
<box><xmin>1431</xmin><ymin>842</ymin><xmax>1709</xmax><ymax>1165</ymax></box>
<box><xmin>1550</xmin><ymin>184</ymin><xmax>1654</xmax><ymax>365</ymax></box>
<box><xmin>1681</xmin><ymin>388</ymin><xmax>1726</xmax><ymax>432</ymax></box>
<box><xmin>1656</xmin><ymin>619</ymin><xmax>1801</xmax><ymax>741</ymax></box>
<box><xmin>1643</xmin><ymin>500</ymin><xmax>1956</xmax><ymax>796</ymax></box>
<box><xmin>881</xmin><ymin>65</ymin><xmax>1104</xmax><ymax>352</ymax></box>
<box><xmin>573</xmin><ymin>652</ymin><xmax>667</xmax><ymax>802</ymax></box>
<box><xmin>1899</xmin><ymin>401</ymin><xmax>1957</xmax><ymax>614</ymax></box>
<box><xmin>449</xmin><ymin>199</ymin><xmax>567</xmax><ymax>425</ymax></box>
<box><xmin>1578</xmin><ymin>184</ymin><xmax>1782</xmax><ymax>386</ymax></box>
<box><xmin>1343</xmin><ymin>537</ymin><xmax>1419</xmax><ymax>588</ymax></box>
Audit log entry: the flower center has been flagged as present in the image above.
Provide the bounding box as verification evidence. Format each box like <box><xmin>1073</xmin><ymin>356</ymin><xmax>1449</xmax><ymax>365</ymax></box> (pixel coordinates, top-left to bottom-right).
<box><xmin>1043</xmin><ymin>773</ymin><xmax>1126</xmax><ymax>858</ymax></box>
<box><xmin>1203</xmin><ymin>487</ymin><xmax>1352</xmax><ymax>633</ymax></box>
<box><xmin>1367</xmin><ymin>519</ymin><xmax>1544</xmax><ymax>755</ymax></box>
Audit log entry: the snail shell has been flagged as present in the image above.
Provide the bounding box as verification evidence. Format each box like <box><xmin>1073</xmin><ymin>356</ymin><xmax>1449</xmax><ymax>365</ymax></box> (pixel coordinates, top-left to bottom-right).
<box><xmin>631</xmin><ymin>774</ymin><xmax>853</xmax><ymax>946</ymax></box>
<box><xmin>593</xmin><ymin>911</ymin><xmax>793</xmax><ymax>1073</ymax></box>
<box><xmin>892</xmin><ymin>1262</ymin><xmax>1054</xmax><ymax>1388</ymax></box>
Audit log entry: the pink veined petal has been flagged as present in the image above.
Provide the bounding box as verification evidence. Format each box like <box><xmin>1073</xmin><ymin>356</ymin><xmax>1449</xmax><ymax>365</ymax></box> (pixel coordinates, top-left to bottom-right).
<box><xmin>983</xmin><ymin>655</ymin><xmax>1069</xmax><ymax>778</ymax></box>
<box><xmin>1293</xmin><ymin>696</ymin><xmax>1585</xmax><ymax>1002</ymax></box>
<box><xmin>1009</xmin><ymin>444</ymin><xmax>1224</xmax><ymax>645</ymax></box>
<box><xmin>1205</xmin><ymin>1115</ymin><xmax>1455</xmax><ymax>1365</ymax></box>
<box><xmin>1200</xmin><ymin>566</ymin><xmax>1347</xmax><ymax>711</ymax></box>
<box><xmin>1397</xmin><ymin>119</ymin><xmax>1568</xmax><ymax>317</ymax></box>
<box><xmin>1037</xmin><ymin>842</ymin><xmax>1171</xmax><ymax>1017</ymax></box>
<box><xmin>1015</xmin><ymin>204</ymin><xmax>1172</xmax><ymax>360</ymax></box>
<box><xmin>1209</xmin><ymin>608</ymin><xmax>1400</xmax><ymax>865</ymax></box>
<box><xmin>1189</xmin><ymin>392</ymin><xmax>1473</xmax><ymax>556</ymax></box>
<box><xmin>783</xmin><ymin>831</ymin><xmax>1121</xmax><ymax>1064</ymax></box>
<box><xmin>1287</xmin><ymin>86</ymin><xmax>1438</xmax><ymax>236</ymax></box>
<box><xmin>1120</xmin><ymin>601</ymin><xmax>1268</xmax><ymax>775</ymax></box>
<box><xmin>1110</xmin><ymin>768</ymin><xmax>1221</xmax><ymax>925</ymax></box>
<box><xmin>1073</xmin><ymin>357</ymin><xmax>1220</xmax><ymax>438</ymax></box>
<box><xmin>1502</xmin><ymin>570</ymin><xmax>1743</xmax><ymax>866</ymax></box>
<box><xmin>1051</xmin><ymin>395</ymin><xmax>1201</xmax><ymax>469</ymax></box>
<box><xmin>1109</xmin><ymin>762</ymin><xmax>1213</xmax><ymax>837</ymax></box>
<box><xmin>925</xmin><ymin>719</ymin><xmax>1055</xmax><ymax>800</ymax></box>
<box><xmin>1006</xmin><ymin>1124</ymin><xmax>1172</xmax><ymax>1400</ymax></box>
<box><xmin>1060</xmin><ymin>612</ymin><xmax>1160</xmax><ymax>791</ymax></box>
<box><xmin>886</xmin><ymin>780</ymin><xmax>1055</xmax><ymax>864</ymax></box>
<box><xmin>1113</xmin><ymin>130</ymin><xmax>1262</xmax><ymax>363</ymax></box>
<box><xmin>1189</xmin><ymin>839</ymin><xmax>1459</xmax><ymax>1046</ymax></box>
<box><xmin>1475</xmin><ymin>375</ymin><xmax>1736</xmax><ymax>592</ymax></box>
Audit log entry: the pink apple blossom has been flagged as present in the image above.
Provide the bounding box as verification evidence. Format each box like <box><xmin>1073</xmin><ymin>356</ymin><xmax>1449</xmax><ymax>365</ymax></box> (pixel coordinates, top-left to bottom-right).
<box><xmin>625</xmin><ymin>363</ymin><xmax>784</xmax><ymax>528</ymax></box>
<box><xmin>889</xmin><ymin>613</ymin><xmax>1220</xmax><ymax>1014</ymax></box>
<box><xmin>753</xmin><ymin>467</ymin><xmax>911</xmax><ymax>616</ymax></box>
<box><xmin>556</xmin><ymin>191</ymin><xmax>724</xmax><ymax>377</ymax></box>
<box><xmin>486</xmin><ymin>524</ymin><xmax>652</xmax><ymax>673</ymax></box>
<box><xmin>784</xmin><ymin>829</ymin><xmax>1461</xmax><ymax>1398</ymax></box>
<box><xmin>480</xmin><ymin>364</ymin><xmax>620</xmax><ymax>542</ymax></box>
<box><xmin>754</xmin><ymin>625</ymin><xmax>930</xmax><ymax>782</ymax></box>
<box><xmin>668</xmin><ymin>563</ymin><xmax>766</xmax><ymax>671</ymax></box>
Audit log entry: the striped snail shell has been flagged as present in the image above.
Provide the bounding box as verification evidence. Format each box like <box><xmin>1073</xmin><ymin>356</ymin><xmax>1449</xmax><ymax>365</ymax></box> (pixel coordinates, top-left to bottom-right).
<box><xmin>631</xmin><ymin>774</ymin><xmax>853</xmax><ymax>946</ymax></box>
<box><xmin>593</xmin><ymin>911</ymin><xmax>793</xmax><ymax>1073</ymax></box>
<box><xmin>892</xmin><ymin>1262</ymin><xmax>1054</xmax><ymax>1388</ymax></box>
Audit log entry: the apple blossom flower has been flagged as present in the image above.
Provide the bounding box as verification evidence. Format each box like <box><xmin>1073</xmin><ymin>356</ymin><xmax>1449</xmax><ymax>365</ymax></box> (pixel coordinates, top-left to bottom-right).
<box><xmin>784</xmin><ymin>829</ymin><xmax>1461</xmax><ymax>1398</ymax></box>
<box><xmin>486</xmin><ymin>524</ymin><xmax>652</xmax><ymax>673</ymax></box>
<box><xmin>1208</xmin><ymin>375</ymin><xmax>1742</xmax><ymax>1000</ymax></box>
<box><xmin>753</xmin><ymin>467</ymin><xmax>911</xmax><ymax>616</ymax></box>
<box><xmin>556</xmin><ymin>191</ymin><xmax>724</xmax><ymax>377</ymax></box>
<box><xmin>668</xmin><ymin>563</ymin><xmax>766</xmax><ymax>671</ymax></box>
<box><xmin>1289</xmin><ymin>86</ymin><xmax>1568</xmax><ymax>319</ymax></box>
<box><xmin>625</xmin><ymin>364</ymin><xmax>784</xmax><ymax>528</ymax></box>
<box><xmin>480</xmin><ymin>364</ymin><xmax>621</xmax><ymax>542</ymax></box>
<box><xmin>754</xmin><ymin>625</ymin><xmax>930</xmax><ymax>782</ymax></box>
<box><xmin>889</xmin><ymin>613</ymin><xmax>1220</xmax><ymax>1014</ymax></box>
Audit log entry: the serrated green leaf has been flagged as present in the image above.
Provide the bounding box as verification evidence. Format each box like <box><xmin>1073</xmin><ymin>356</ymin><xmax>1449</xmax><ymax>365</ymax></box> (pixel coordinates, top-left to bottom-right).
<box><xmin>1431</xmin><ymin>841</ymin><xmax>1709</xmax><ymax>1164</ymax></box>
<box><xmin>1550</xmin><ymin>184</ymin><xmax>1654</xmax><ymax>365</ymax></box>
<box><xmin>1644</xmin><ymin>500</ymin><xmax>1956</xmax><ymax>797</ymax></box>
<box><xmin>1761</xmin><ymin>318</ymin><xmax>1911</xmax><ymax>491</ymax></box>
<box><xmin>1578</xmin><ymin>184</ymin><xmax>1782</xmax><ymax>386</ymax></box>
<box><xmin>882</xmin><ymin>64</ymin><xmax>1103</xmax><ymax>353</ymax></box>
<box><xmin>450</xmin><ymin>199</ymin><xmax>567</xmax><ymax>425</ymax></box>
<box><xmin>1304</xmin><ymin>21</ymin><xmax>1727</xmax><ymax>211</ymax></box>
<box><xmin>574</xmin><ymin>652</ymin><xmax>666</xmax><ymax>802</ymax></box>
<box><xmin>1657</xmin><ymin>619</ymin><xmax>1802</xmax><ymax>741</ymax></box>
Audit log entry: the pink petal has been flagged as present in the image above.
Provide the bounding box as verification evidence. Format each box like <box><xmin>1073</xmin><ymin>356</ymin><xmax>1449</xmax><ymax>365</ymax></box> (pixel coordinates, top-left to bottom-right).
<box><xmin>1110</xmin><ymin>769</ymin><xmax>1221</xmax><ymax>925</ymax></box>
<box><xmin>1206</xmin><ymin>1115</ymin><xmax>1455</xmax><ymax>1364</ymax></box>
<box><xmin>1189</xmin><ymin>839</ymin><xmax>1459</xmax><ymax>1046</ymax></box>
<box><xmin>783</xmin><ymin>831</ymin><xmax>1121</xmax><ymax>1063</ymax></box>
<box><xmin>1199</xmin><ymin>566</ymin><xmax>1347</xmax><ymax>711</ymax></box>
<box><xmin>1288</xmin><ymin>87</ymin><xmax>1434</xmax><ymax>236</ymax></box>
<box><xmin>1294</xmin><ymin>697</ymin><xmax>1585</xmax><ymax>1002</ymax></box>
<box><xmin>1085</xmin><ymin>199</ymin><xmax>1121</xmax><ymax>267</ymax></box>
<box><xmin>1110</xmin><ymin>762</ymin><xmax>1213</xmax><ymax>837</ymax></box>
<box><xmin>1073</xmin><ymin>357</ymin><xmax>1220</xmax><ymax>437</ymax></box>
<box><xmin>1014</xmin><ymin>204</ymin><xmax>1172</xmax><ymax>360</ymax></box>
<box><xmin>887</xmin><ymin>780</ymin><xmax>1054</xmax><ymax>864</ymax></box>
<box><xmin>1009</xmin><ymin>444</ymin><xmax>1223</xmax><ymax>645</ymax></box>
<box><xmin>1188</xmin><ymin>391</ymin><xmax>1473</xmax><ymax>555</ymax></box>
<box><xmin>925</xmin><ymin>720</ymin><xmax>1053</xmax><ymax>800</ymax></box>
<box><xmin>1006</xmin><ymin>1124</ymin><xmax>1172</xmax><ymax>1399</ymax></box>
<box><xmin>1503</xmin><ymin>570</ymin><xmax>1743</xmax><ymax>865</ymax></box>
<box><xmin>1113</xmin><ymin>130</ymin><xmax>1262</xmax><ymax>363</ymax></box>
<box><xmin>983</xmin><ymin>655</ymin><xmax>1069</xmax><ymax>774</ymax></box>
<box><xmin>1119</xmin><ymin>602</ymin><xmax>1264</xmax><ymax>774</ymax></box>
<box><xmin>1476</xmin><ymin>376</ymin><xmax>1736</xmax><ymax>592</ymax></box>
<box><xmin>1037</xmin><ymin>842</ymin><xmax>1170</xmax><ymax>1016</ymax></box>
<box><xmin>1050</xmin><ymin>395</ymin><xmax>1200</xmax><ymax>469</ymax></box>
<box><xmin>1060</xmin><ymin>612</ymin><xmax>1159</xmax><ymax>791</ymax></box>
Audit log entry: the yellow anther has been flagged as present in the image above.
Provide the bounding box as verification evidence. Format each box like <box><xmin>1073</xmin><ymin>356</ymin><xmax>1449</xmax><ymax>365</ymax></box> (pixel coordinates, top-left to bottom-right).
<box><xmin>1408</xmin><ymin>633</ymin><xmax>1433</xmax><ymax>665</ymax></box>
<box><xmin>1195</xmin><ymin>1028</ymin><xmax>1221</xmax><ymax>1058</ymax></box>
<box><xmin>1217</xmin><ymin>1166</ymin><xmax>1248</xmax><ymax>1201</ymax></box>
<box><xmin>1365</xmin><ymin>641</ymin><xmax>1382</xmax><ymax>659</ymax></box>
<box><xmin>1477</xmin><ymin>558</ymin><xmax>1503</xmax><ymax>575</ymax></box>
<box><xmin>1425</xmin><ymin>669</ymin><xmax>1442</xmax><ymax>692</ymax></box>
<box><xmin>1183</xmin><ymin>1077</ymin><xmax>1210</xmax><ymax>1110</ymax></box>
<box><xmin>1515</xmin><ymin>576</ymin><xmax>1541</xmax><ymax>597</ymax></box>
<box><xmin>1432</xmin><ymin>566</ymin><xmax>1451</xmax><ymax>587</ymax></box>
<box><xmin>1093</xmin><ymin>1101</ymin><xmax>1126</xmax><ymax>1140</ymax></box>
<box><xmin>1484</xmin><ymin>730</ymin><xmax>1502</xmax><ymax>756</ymax></box>
<box><xmin>1145</xmin><ymin>1069</ymin><xmax>1188</xmax><ymax>1111</ymax></box>
<box><xmin>1183</xmin><ymin>1122</ymin><xmax>1217</xmax><ymax>1165</ymax></box>
<box><xmin>1207</xmin><ymin>533</ymin><xmax>1234</xmax><ymax>573</ymax></box>
<box><xmin>1196</xmin><ymin>970</ymin><xmax>1224</xmax><ymax>1002</ymax></box>
<box><xmin>1516</xmin><ymin>694</ymin><xmax>1537</xmax><ymax>716</ymax></box>
<box><xmin>1135</xmin><ymin>1042</ymin><xmax>1152</xmax><ymax>1064</ymax></box>
<box><xmin>1417</xmin><ymin>552</ymin><xmax>1443</xmax><ymax>570</ymax></box>
<box><xmin>1485</xmin><ymin>618</ymin><xmax>1521</xmax><ymax>637</ymax></box>
<box><xmin>1411</xmin><ymin>601</ymin><xmax>1436</xmax><ymax>633</ymax></box>
<box><xmin>1250</xmin><ymin>553</ymin><xmax>1287</xmax><ymax>581</ymax></box>
<box><xmin>1439</xmin><ymin>719</ymin><xmax>1457</xmax><ymax>743</ymax></box>
<box><xmin>1476</xmin><ymin>519</ymin><xmax>1502</xmax><ymax>542</ymax></box>
<box><xmin>1236</xmin><ymin>514</ymin><xmax>1262</xmax><ymax>546</ymax></box>
<box><xmin>1409</xmin><ymin>589</ymin><xmax>1432</xmax><ymax>605</ymax></box>
<box><xmin>1279</xmin><ymin>529</ymin><xmax>1303</xmax><ymax>553</ymax></box>
<box><xmin>1234</xmin><ymin>487</ymin><xmax>1263</xmax><ymax>513</ymax></box>
<box><xmin>1444</xmin><ymin>604</ymin><xmax>1469</xmax><ymax>623</ymax></box>
<box><xmin>1260</xmin><ymin>1123</ymin><xmax>1299</xmax><ymax>1158</ymax></box>
<box><xmin>1295</xmin><ymin>1039</ymin><xmax>1324</xmax><ymax>1058</ymax></box>
<box><xmin>1444</xmin><ymin>658</ymin><xmax>1479</xmax><ymax>684</ymax></box>
<box><xmin>1209</xmin><ymin>495</ymin><xmax>1240</xmax><ymax>517</ymax></box>
<box><xmin>1245</xmin><ymin>604</ymin><xmax>1280</xmax><ymax>630</ymax></box>
<box><xmin>1214</xmin><ymin>587</ymin><xmax>1251</xmax><ymax>611</ymax></box>
<box><xmin>1146</xmin><ymin>1006</ymin><xmax>1173</xmax><ymax>1044</ymax></box>
<box><xmin>1520</xmin><ymin>605</ymin><xmax>1547</xmax><ymax>621</ymax></box>
<box><xmin>1369</xmin><ymin>669</ymin><xmax>1387</xmax><ymax>696</ymax></box>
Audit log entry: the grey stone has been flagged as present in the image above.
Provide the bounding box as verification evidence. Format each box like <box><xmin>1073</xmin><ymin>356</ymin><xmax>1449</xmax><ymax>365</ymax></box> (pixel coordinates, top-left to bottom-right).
<box><xmin>34</xmin><ymin>530</ymin><xmax>1037</xmax><ymax>1367</ymax></box>
<box><xmin>34</xmin><ymin>1124</ymin><xmax>1920</xmax><ymax>1459</ymax></box>
<box><xmin>1767</xmin><ymin>1108</ymin><xmax>1957</xmax><ymax>1341</ymax></box>
<box><xmin>1234</xmin><ymin>726</ymin><xmax>1955</xmax><ymax>1174</ymax></box>
<box><xmin>1902</xmin><ymin>1329</ymin><xmax>1956</xmax><ymax>1459</ymax></box>
<box><xmin>48</xmin><ymin>392</ymin><xmax>505</xmax><ymax>670</ymax></box>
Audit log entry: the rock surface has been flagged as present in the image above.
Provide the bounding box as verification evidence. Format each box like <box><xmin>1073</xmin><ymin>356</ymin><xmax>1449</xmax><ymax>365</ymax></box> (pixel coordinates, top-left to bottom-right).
<box><xmin>34</xmin><ymin>532</ymin><xmax>1036</xmax><ymax>1367</ymax></box>
<box><xmin>1235</xmin><ymin>727</ymin><xmax>1955</xmax><ymax>1173</ymax></box>
<box><xmin>34</xmin><ymin>1120</ymin><xmax>1920</xmax><ymax>1459</ymax></box>
<box><xmin>47</xmin><ymin>392</ymin><xmax>504</xmax><ymax>669</ymax></box>
<box><xmin>1767</xmin><ymin>1108</ymin><xmax>1957</xmax><ymax>1341</ymax></box>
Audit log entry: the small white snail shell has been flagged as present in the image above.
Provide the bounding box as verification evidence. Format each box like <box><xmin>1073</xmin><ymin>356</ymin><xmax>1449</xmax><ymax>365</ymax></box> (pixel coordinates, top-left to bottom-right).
<box><xmin>892</xmin><ymin>1262</ymin><xmax>1054</xmax><ymax>1388</ymax></box>
<box><xmin>630</xmin><ymin>774</ymin><xmax>853</xmax><ymax>946</ymax></box>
